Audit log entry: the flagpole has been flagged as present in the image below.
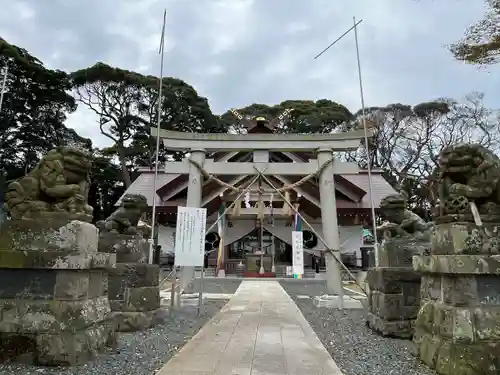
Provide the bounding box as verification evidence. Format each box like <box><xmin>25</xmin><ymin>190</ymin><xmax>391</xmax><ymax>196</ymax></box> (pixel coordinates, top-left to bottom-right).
<box><xmin>0</xmin><ymin>62</ymin><xmax>8</xmax><ymax>114</ymax></box>
<box><xmin>313</xmin><ymin>17</ymin><xmax>380</xmax><ymax>268</ymax></box>
<box><xmin>149</xmin><ymin>9</ymin><xmax>167</xmax><ymax>264</ymax></box>
<box><xmin>353</xmin><ymin>16</ymin><xmax>379</xmax><ymax>266</ymax></box>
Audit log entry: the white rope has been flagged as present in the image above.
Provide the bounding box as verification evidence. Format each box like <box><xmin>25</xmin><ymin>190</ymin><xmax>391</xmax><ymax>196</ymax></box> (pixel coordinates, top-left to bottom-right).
<box><xmin>254</xmin><ymin>167</ymin><xmax>367</xmax><ymax>296</ymax></box>
<box><xmin>177</xmin><ymin>172</ymin><xmax>264</xmax><ymax>296</ymax></box>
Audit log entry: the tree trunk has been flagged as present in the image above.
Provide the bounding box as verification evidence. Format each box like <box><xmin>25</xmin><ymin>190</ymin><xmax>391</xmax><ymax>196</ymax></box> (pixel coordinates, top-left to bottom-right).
<box><xmin>117</xmin><ymin>145</ymin><xmax>132</xmax><ymax>188</ymax></box>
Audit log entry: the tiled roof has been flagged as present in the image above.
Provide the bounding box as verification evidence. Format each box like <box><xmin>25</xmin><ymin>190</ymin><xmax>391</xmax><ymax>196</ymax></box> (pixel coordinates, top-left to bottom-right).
<box><xmin>118</xmin><ymin>170</ymin><xmax>397</xmax><ymax>209</ymax></box>
<box><xmin>339</xmin><ymin>173</ymin><xmax>397</xmax><ymax>208</ymax></box>
<box><xmin>115</xmin><ymin>172</ymin><xmax>179</xmax><ymax>206</ymax></box>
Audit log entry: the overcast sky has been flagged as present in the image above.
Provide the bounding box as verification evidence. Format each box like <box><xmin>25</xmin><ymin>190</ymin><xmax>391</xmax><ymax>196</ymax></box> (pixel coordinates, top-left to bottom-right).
<box><xmin>1</xmin><ymin>0</ymin><xmax>498</xmax><ymax>148</ymax></box>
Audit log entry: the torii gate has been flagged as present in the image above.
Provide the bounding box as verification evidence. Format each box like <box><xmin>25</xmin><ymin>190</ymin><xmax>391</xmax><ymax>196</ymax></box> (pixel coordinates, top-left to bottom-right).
<box><xmin>151</xmin><ymin>125</ymin><xmax>374</xmax><ymax>298</ymax></box>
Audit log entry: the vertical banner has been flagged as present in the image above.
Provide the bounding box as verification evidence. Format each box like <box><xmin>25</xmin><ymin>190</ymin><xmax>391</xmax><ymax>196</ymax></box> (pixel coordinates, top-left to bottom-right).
<box><xmin>174</xmin><ymin>207</ymin><xmax>207</xmax><ymax>266</ymax></box>
<box><xmin>294</xmin><ymin>210</ymin><xmax>302</xmax><ymax>232</ymax></box>
<box><xmin>216</xmin><ymin>202</ymin><xmax>225</xmax><ymax>277</ymax></box>
<box><xmin>292</xmin><ymin>231</ymin><xmax>304</xmax><ymax>278</ymax></box>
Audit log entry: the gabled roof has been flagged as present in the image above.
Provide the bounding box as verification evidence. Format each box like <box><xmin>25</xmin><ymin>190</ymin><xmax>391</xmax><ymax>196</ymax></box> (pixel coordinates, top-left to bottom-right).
<box><xmin>337</xmin><ymin>172</ymin><xmax>396</xmax><ymax>209</ymax></box>
<box><xmin>117</xmin><ymin>150</ymin><xmax>397</xmax><ymax>212</ymax></box>
<box><xmin>123</xmin><ymin>124</ymin><xmax>395</xmax><ymax>215</ymax></box>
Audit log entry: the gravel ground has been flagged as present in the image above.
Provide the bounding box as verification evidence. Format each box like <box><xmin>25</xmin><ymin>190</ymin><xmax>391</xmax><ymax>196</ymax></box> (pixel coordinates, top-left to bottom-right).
<box><xmin>190</xmin><ymin>278</ymin><xmax>242</xmax><ymax>294</ymax></box>
<box><xmin>159</xmin><ymin>270</ymin><xmax>242</xmax><ymax>294</ymax></box>
<box><xmin>0</xmin><ymin>300</ymin><xmax>227</xmax><ymax>375</ymax></box>
<box><xmin>279</xmin><ymin>281</ymin><xmax>436</xmax><ymax>375</ymax></box>
<box><xmin>278</xmin><ymin>279</ymin><xmax>357</xmax><ymax>296</ymax></box>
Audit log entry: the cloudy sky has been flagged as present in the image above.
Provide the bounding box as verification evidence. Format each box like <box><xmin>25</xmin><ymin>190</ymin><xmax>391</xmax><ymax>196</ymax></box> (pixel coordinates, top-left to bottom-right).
<box><xmin>1</xmin><ymin>0</ymin><xmax>498</xmax><ymax>148</ymax></box>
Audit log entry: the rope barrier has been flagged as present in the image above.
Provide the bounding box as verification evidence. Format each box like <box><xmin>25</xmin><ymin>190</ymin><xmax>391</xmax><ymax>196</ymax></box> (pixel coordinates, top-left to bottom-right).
<box><xmin>255</xmin><ymin>167</ymin><xmax>368</xmax><ymax>296</ymax></box>
<box><xmin>187</xmin><ymin>157</ymin><xmax>335</xmax><ymax>193</ymax></box>
<box><xmin>185</xmin><ymin>156</ymin><xmax>367</xmax><ymax>296</ymax></box>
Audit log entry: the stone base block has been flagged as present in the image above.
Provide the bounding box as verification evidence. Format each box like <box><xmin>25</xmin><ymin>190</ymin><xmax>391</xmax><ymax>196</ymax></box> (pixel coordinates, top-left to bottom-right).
<box><xmin>98</xmin><ymin>232</ymin><xmax>148</xmax><ymax>263</ymax></box>
<box><xmin>367</xmin><ymin>268</ymin><xmax>420</xmax><ymax>320</ymax></box>
<box><xmin>378</xmin><ymin>238</ymin><xmax>430</xmax><ymax>267</ymax></box>
<box><xmin>0</xmin><ymin>320</ymin><xmax>116</xmax><ymax>366</ymax></box>
<box><xmin>412</xmin><ymin>222</ymin><xmax>500</xmax><ymax>374</ymax></box>
<box><xmin>107</xmin><ymin>263</ymin><xmax>161</xmax><ymax>327</ymax></box>
<box><xmin>367</xmin><ymin>266</ymin><xmax>421</xmax><ymax>338</ymax></box>
<box><xmin>0</xmin><ymin>219</ymin><xmax>117</xmax><ymax>366</ymax></box>
<box><xmin>366</xmin><ymin>312</ymin><xmax>414</xmax><ymax>338</ymax></box>
<box><xmin>0</xmin><ymin>219</ymin><xmax>99</xmax><ymax>254</ymax></box>
<box><xmin>414</xmin><ymin>299</ymin><xmax>500</xmax><ymax>374</ymax></box>
<box><xmin>0</xmin><ymin>295</ymin><xmax>116</xmax><ymax>365</ymax></box>
<box><xmin>367</xmin><ymin>267</ymin><xmax>421</xmax><ymax>294</ymax></box>
<box><xmin>108</xmin><ymin>263</ymin><xmax>160</xmax><ymax>290</ymax></box>
<box><xmin>109</xmin><ymin>281</ymin><xmax>161</xmax><ymax>332</ymax></box>
<box><xmin>414</xmin><ymin>331</ymin><xmax>500</xmax><ymax>375</ymax></box>
<box><xmin>110</xmin><ymin>286</ymin><xmax>161</xmax><ymax>312</ymax></box>
<box><xmin>368</xmin><ymin>291</ymin><xmax>420</xmax><ymax>320</ymax></box>
<box><xmin>429</xmin><ymin>222</ymin><xmax>500</xmax><ymax>255</ymax></box>
<box><xmin>0</xmin><ymin>333</ymin><xmax>36</xmax><ymax>363</ymax></box>
<box><xmin>112</xmin><ymin>308</ymin><xmax>165</xmax><ymax>332</ymax></box>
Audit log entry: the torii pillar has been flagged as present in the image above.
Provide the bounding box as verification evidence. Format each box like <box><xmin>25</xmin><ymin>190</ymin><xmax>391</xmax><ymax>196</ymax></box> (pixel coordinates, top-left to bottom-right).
<box><xmin>317</xmin><ymin>148</ymin><xmax>344</xmax><ymax>300</ymax></box>
<box><xmin>179</xmin><ymin>148</ymin><xmax>206</xmax><ymax>293</ymax></box>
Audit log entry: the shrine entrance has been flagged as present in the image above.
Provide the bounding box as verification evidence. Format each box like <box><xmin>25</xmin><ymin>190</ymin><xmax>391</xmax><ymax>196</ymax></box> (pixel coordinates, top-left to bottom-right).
<box><xmin>227</xmin><ymin>228</ymin><xmax>294</xmax><ymax>277</ymax></box>
<box><xmin>152</xmin><ymin>116</ymin><xmax>373</xmax><ymax>296</ymax></box>
<box><xmin>123</xmin><ymin>115</ymin><xmax>396</xmax><ymax>294</ymax></box>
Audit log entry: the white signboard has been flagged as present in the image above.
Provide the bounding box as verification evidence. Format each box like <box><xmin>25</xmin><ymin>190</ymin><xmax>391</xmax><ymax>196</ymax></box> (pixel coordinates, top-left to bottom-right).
<box><xmin>174</xmin><ymin>207</ymin><xmax>207</xmax><ymax>266</ymax></box>
<box><xmin>292</xmin><ymin>231</ymin><xmax>304</xmax><ymax>275</ymax></box>
<box><xmin>285</xmin><ymin>266</ymin><xmax>293</xmax><ymax>276</ymax></box>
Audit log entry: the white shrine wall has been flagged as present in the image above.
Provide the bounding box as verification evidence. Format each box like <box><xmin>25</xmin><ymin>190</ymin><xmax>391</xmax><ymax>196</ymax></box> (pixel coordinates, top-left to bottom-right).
<box><xmin>157</xmin><ymin>215</ymin><xmax>364</xmax><ymax>266</ymax></box>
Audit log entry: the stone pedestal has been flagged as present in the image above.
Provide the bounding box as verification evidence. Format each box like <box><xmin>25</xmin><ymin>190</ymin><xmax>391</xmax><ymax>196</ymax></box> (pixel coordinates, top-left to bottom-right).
<box><xmin>366</xmin><ymin>238</ymin><xmax>425</xmax><ymax>338</ymax></box>
<box><xmin>413</xmin><ymin>222</ymin><xmax>500</xmax><ymax>375</ymax></box>
<box><xmin>0</xmin><ymin>219</ymin><xmax>116</xmax><ymax>366</ymax></box>
<box><xmin>99</xmin><ymin>233</ymin><xmax>161</xmax><ymax>332</ymax></box>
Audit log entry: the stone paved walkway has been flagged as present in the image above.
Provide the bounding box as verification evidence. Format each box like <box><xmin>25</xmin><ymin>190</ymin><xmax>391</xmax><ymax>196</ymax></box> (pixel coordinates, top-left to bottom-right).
<box><xmin>157</xmin><ymin>280</ymin><xmax>343</xmax><ymax>375</ymax></box>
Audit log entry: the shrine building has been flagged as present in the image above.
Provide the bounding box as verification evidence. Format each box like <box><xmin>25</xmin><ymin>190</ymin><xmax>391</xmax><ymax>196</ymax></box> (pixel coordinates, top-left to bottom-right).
<box><xmin>118</xmin><ymin>117</ymin><xmax>396</xmax><ymax>285</ymax></box>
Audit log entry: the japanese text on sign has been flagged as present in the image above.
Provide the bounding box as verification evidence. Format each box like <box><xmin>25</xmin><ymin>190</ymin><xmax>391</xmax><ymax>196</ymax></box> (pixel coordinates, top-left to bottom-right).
<box><xmin>174</xmin><ymin>206</ymin><xmax>207</xmax><ymax>266</ymax></box>
<box><xmin>292</xmin><ymin>231</ymin><xmax>304</xmax><ymax>275</ymax></box>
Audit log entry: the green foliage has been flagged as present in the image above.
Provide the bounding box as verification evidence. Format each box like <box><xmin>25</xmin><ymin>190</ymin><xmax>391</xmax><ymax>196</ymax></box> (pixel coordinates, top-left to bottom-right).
<box><xmin>70</xmin><ymin>62</ymin><xmax>221</xmax><ymax>186</ymax></box>
<box><xmin>219</xmin><ymin>99</ymin><xmax>353</xmax><ymax>133</ymax></box>
<box><xmin>88</xmin><ymin>149</ymin><xmax>124</xmax><ymax>222</ymax></box>
<box><xmin>2</xmin><ymin>36</ymin><xmax>499</xmax><ymax>224</ymax></box>
<box><xmin>0</xmin><ymin>38</ymin><xmax>86</xmax><ymax>178</ymax></box>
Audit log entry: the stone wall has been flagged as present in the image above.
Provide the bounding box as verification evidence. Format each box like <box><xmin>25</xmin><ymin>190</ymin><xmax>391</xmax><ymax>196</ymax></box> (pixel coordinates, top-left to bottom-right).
<box><xmin>366</xmin><ymin>238</ymin><xmax>425</xmax><ymax>338</ymax></box>
<box><xmin>413</xmin><ymin>222</ymin><xmax>500</xmax><ymax>375</ymax></box>
<box><xmin>99</xmin><ymin>233</ymin><xmax>161</xmax><ymax>332</ymax></box>
<box><xmin>0</xmin><ymin>219</ymin><xmax>116</xmax><ymax>365</ymax></box>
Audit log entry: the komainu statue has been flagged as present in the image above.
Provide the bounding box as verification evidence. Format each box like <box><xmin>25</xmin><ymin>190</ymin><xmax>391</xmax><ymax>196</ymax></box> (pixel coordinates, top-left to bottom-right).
<box><xmin>435</xmin><ymin>142</ymin><xmax>500</xmax><ymax>222</ymax></box>
<box><xmin>96</xmin><ymin>194</ymin><xmax>148</xmax><ymax>235</ymax></box>
<box><xmin>4</xmin><ymin>146</ymin><xmax>93</xmax><ymax>221</ymax></box>
<box><xmin>411</xmin><ymin>147</ymin><xmax>500</xmax><ymax>375</ymax></box>
<box><xmin>376</xmin><ymin>193</ymin><xmax>433</xmax><ymax>240</ymax></box>
<box><xmin>367</xmin><ymin>192</ymin><xmax>428</xmax><ymax>338</ymax></box>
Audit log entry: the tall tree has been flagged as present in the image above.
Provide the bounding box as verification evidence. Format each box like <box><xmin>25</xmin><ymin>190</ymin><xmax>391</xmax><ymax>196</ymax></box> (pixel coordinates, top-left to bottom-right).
<box><xmin>450</xmin><ymin>0</ymin><xmax>500</xmax><ymax>65</ymax></box>
<box><xmin>344</xmin><ymin>93</ymin><xmax>500</xmax><ymax>218</ymax></box>
<box><xmin>88</xmin><ymin>149</ymin><xmax>124</xmax><ymax>222</ymax></box>
<box><xmin>71</xmin><ymin>63</ymin><xmax>148</xmax><ymax>187</ymax></box>
<box><xmin>219</xmin><ymin>99</ymin><xmax>353</xmax><ymax>134</ymax></box>
<box><xmin>129</xmin><ymin>74</ymin><xmax>223</xmax><ymax>168</ymax></box>
<box><xmin>70</xmin><ymin>63</ymin><xmax>220</xmax><ymax>186</ymax></box>
<box><xmin>0</xmin><ymin>38</ymin><xmax>81</xmax><ymax>178</ymax></box>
